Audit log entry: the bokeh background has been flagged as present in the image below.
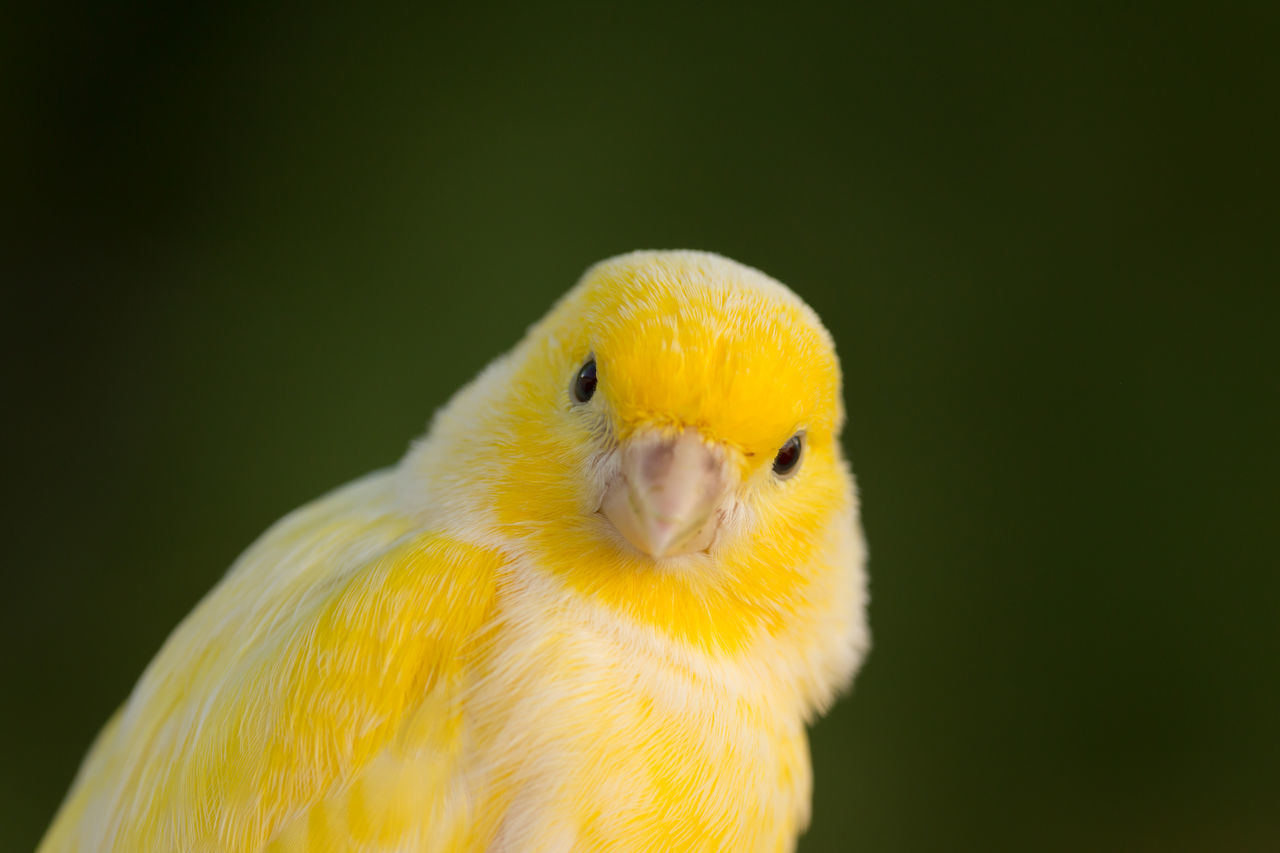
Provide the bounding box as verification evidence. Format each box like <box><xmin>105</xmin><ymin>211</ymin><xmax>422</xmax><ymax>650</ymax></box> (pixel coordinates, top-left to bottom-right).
<box><xmin>5</xmin><ymin>2</ymin><xmax>1277</xmax><ymax>850</ymax></box>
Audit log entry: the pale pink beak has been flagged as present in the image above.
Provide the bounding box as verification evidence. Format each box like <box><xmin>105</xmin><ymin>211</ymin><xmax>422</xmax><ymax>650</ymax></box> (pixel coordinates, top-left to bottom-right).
<box><xmin>599</xmin><ymin>428</ymin><xmax>734</xmax><ymax>559</ymax></box>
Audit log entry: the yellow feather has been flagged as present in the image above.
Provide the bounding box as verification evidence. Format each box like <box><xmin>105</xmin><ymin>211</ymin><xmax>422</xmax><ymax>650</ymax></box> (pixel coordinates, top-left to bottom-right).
<box><xmin>42</xmin><ymin>250</ymin><xmax>869</xmax><ymax>852</ymax></box>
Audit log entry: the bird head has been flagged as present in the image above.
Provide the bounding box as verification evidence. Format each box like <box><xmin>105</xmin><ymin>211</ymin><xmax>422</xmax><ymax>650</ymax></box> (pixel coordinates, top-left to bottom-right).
<box><xmin>408</xmin><ymin>250</ymin><xmax>861</xmax><ymax>653</ymax></box>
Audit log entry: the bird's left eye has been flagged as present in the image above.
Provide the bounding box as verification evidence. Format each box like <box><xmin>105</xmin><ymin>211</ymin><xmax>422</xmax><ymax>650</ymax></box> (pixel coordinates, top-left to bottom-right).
<box><xmin>773</xmin><ymin>434</ymin><xmax>803</xmax><ymax>478</ymax></box>
<box><xmin>572</xmin><ymin>359</ymin><xmax>597</xmax><ymax>403</ymax></box>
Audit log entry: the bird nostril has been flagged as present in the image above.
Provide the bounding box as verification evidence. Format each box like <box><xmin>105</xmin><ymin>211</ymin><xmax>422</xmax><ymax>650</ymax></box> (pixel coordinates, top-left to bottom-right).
<box><xmin>640</xmin><ymin>444</ymin><xmax>674</xmax><ymax>479</ymax></box>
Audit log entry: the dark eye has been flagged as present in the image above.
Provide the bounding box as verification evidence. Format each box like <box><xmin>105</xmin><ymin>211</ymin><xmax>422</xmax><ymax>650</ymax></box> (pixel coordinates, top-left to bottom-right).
<box><xmin>572</xmin><ymin>359</ymin><xmax>597</xmax><ymax>403</ymax></box>
<box><xmin>772</xmin><ymin>434</ymin><xmax>803</xmax><ymax>477</ymax></box>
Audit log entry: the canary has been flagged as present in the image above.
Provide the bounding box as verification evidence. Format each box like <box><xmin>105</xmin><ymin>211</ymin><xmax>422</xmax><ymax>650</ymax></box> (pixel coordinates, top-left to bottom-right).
<box><xmin>41</xmin><ymin>250</ymin><xmax>870</xmax><ymax>852</ymax></box>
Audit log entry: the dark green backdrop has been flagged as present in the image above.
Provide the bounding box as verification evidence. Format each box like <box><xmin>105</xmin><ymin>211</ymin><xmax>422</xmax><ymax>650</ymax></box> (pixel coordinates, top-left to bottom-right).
<box><xmin>6</xmin><ymin>3</ymin><xmax>1277</xmax><ymax>850</ymax></box>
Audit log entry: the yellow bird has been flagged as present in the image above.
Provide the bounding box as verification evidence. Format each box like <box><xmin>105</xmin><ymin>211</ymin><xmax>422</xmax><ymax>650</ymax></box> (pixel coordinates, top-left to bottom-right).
<box><xmin>41</xmin><ymin>250</ymin><xmax>870</xmax><ymax>852</ymax></box>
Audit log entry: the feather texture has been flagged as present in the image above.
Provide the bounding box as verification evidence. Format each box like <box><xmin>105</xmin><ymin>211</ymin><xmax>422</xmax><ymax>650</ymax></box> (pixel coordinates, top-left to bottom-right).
<box><xmin>42</xmin><ymin>250</ymin><xmax>870</xmax><ymax>852</ymax></box>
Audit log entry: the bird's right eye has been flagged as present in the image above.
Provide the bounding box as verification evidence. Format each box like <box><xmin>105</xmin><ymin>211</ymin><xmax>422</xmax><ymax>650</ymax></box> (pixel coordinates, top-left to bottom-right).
<box><xmin>572</xmin><ymin>359</ymin><xmax>597</xmax><ymax>403</ymax></box>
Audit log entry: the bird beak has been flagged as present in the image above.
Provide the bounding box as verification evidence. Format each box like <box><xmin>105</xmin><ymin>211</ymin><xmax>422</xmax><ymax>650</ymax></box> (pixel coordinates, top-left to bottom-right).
<box><xmin>599</xmin><ymin>428</ymin><xmax>734</xmax><ymax>559</ymax></box>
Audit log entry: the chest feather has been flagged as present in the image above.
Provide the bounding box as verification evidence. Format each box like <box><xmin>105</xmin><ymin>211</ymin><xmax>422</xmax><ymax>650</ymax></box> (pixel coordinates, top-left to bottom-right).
<box><xmin>470</xmin><ymin>600</ymin><xmax>812</xmax><ymax>852</ymax></box>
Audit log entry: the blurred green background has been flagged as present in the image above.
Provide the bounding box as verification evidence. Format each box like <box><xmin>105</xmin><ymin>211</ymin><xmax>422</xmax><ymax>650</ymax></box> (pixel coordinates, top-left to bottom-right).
<box><xmin>5</xmin><ymin>2</ymin><xmax>1277</xmax><ymax>850</ymax></box>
